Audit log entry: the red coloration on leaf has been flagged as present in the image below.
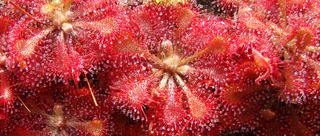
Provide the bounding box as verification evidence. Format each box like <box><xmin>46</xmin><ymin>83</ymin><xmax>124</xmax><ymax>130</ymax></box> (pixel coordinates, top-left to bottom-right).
<box><xmin>1</xmin><ymin>0</ymin><xmax>320</xmax><ymax>135</ymax></box>
<box><xmin>5</xmin><ymin>0</ymin><xmax>127</xmax><ymax>87</ymax></box>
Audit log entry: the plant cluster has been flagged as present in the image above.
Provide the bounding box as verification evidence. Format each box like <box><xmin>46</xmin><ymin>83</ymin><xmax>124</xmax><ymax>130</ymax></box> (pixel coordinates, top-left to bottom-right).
<box><xmin>0</xmin><ymin>0</ymin><xmax>320</xmax><ymax>135</ymax></box>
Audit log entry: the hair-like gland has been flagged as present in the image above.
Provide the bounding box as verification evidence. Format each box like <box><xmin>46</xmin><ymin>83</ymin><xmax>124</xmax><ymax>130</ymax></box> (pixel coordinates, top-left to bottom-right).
<box><xmin>174</xmin><ymin>74</ymin><xmax>208</xmax><ymax>119</ymax></box>
<box><xmin>14</xmin><ymin>27</ymin><xmax>53</xmax><ymax>61</ymax></box>
<box><xmin>0</xmin><ymin>71</ymin><xmax>31</xmax><ymax>113</ymax></box>
<box><xmin>173</xmin><ymin>73</ymin><xmax>217</xmax><ymax>133</ymax></box>
<box><xmin>0</xmin><ymin>16</ymin><xmax>10</xmax><ymax>34</ymax></box>
<box><xmin>109</xmin><ymin>73</ymin><xmax>161</xmax><ymax>121</ymax></box>
<box><xmin>149</xmin><ymin>77</ymin><xmax>186</xmax><ymax>134</ymax></box>
<box><xmin>0</xmin><ymin>73</ymin><xmax>13</xmax><ymax>105</ymax></box>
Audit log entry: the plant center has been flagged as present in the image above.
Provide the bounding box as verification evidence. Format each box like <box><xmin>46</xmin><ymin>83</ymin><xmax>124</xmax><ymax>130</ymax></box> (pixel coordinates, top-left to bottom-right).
<box><xmin>162</xmin><ymin>55</ymin><xmax>180</xmax><ymax>74</ymax></box>
<box><xmin>41</xmin><ymin>0</ymin><xmax>74</xmax><ymax>33</ymax></box>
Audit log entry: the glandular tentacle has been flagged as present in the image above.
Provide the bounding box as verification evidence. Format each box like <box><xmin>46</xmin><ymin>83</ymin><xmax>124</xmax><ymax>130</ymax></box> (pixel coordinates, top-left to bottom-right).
<box><xmin>179</xmin><ymin>37</ymin><xmax>227</xmax><ymax>66</ymax></box>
